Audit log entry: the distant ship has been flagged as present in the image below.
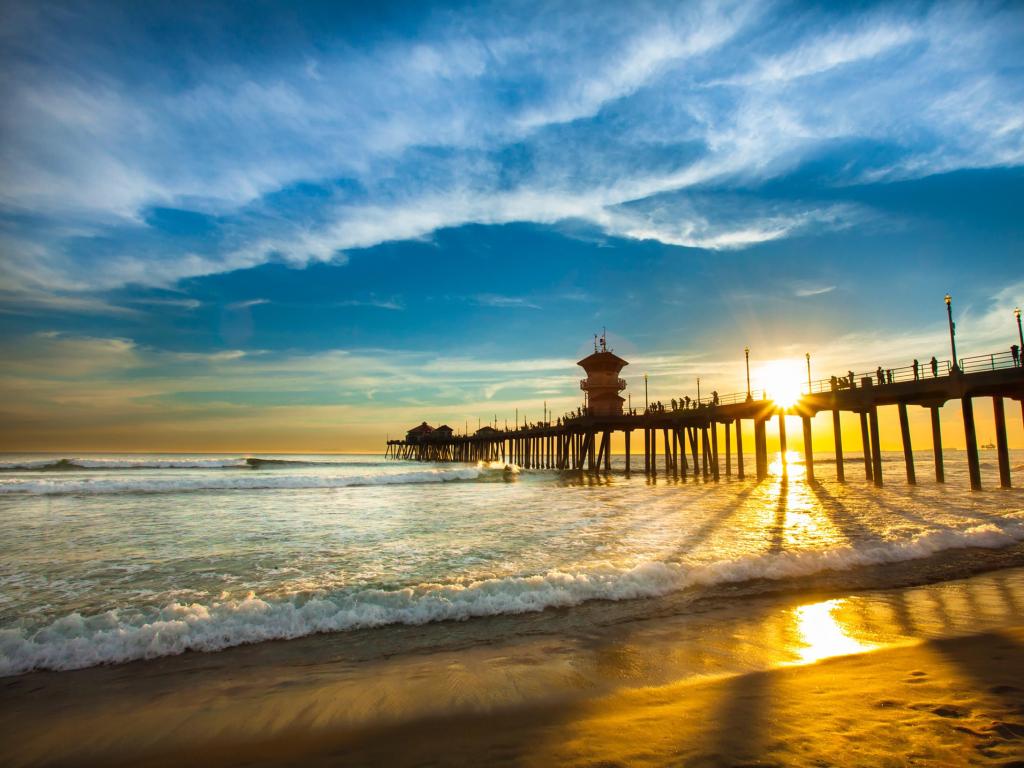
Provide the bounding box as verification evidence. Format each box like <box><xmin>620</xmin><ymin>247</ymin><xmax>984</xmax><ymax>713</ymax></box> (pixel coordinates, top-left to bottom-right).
<box><xmin>980</xmin><ymin>442</ymin><xmax>996</xmax><ymax>450</ymax></box>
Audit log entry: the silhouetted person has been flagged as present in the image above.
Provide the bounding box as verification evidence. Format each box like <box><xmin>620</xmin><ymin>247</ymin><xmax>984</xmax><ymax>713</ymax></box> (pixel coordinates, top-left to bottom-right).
<box><xmin>712</xmin><ymin>390</ymin><xmax>719</xmax><ymax>405</ymax></box>
<box><xmin>876</xmin><ymin>366</ymin><xmax>885</xmax><ymax>385</ymax></box>
<box><xmin>1012</xmin><ymin>344</ymin><xmax>1020</xmax><ymax>367</ymax></box>
<box><xmin>848</xmin><ymin>371</ymin><xmax>856</xmax><ymax>389</ymax></box>
<box><xmin>930</xmin><ymin>356</ymin><xmax>938</xmax><ymax>377</ymax></box>
<box><xmin>886</xmin><ymin>369</ymin><xmax>893</xmax><ymax>384</ymax></box>
<box><xmin>913</xmin><ymin>359</ymin><xmax>920</xmax><ymax>381</ymax></box>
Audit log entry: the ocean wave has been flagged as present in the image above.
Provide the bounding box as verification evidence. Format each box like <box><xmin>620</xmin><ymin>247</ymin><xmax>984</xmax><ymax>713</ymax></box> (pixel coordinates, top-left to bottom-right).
<box><xmin>3</xmin><ymin>520</ymin><xmax>1022</xmax><ymax>676</ymax></box>
<box><xmin>0</xmin><ymin>457</ymin><xmax>253</xmax><ymax>471</ymax></box>
<box><xmin>0</xmin><ymin>467</ymin><xmax>487</xmax><ymax>495</ymax></box>
<box><xmin>0</xmin><ymin>456</ymin><xmax>392</xmax><ymax>471</ymax></box>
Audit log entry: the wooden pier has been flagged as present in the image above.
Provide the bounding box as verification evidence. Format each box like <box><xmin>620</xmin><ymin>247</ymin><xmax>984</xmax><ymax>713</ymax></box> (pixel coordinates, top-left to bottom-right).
<box><xmin>386</xmin><ymin>350</ymin><xmax>1024</xmax><ymax>490</ymax></box>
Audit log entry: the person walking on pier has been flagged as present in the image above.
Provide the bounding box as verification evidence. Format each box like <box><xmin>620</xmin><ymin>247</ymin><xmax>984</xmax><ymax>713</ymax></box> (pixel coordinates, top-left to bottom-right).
<box><xmin>930</xmin><ymin>356</ymin><xmax>939</xmax><ymax>377</ymax></box>
<box><xmin>876</xmin><ymin>366</ymin><xmax>885</xmax><ymax>385</ymax></box>
<box><xmin>848</xmin><ymin>371</ymin><xmax>856</xmax><ymax>389</ymax></box>
<box><xmin>886</xmin><ymin>369</ymin><xmax>894</xmax><ymax>384</ymax></box>
<box><xmin>913</xmin><ymin>359</ymin><xmax>920</xmax><ymax>380</ymax></box>
<box><xmin>1013</xmin><ymin>344</ymin><xmax>1020</xmax><ymax>367</ymax></box>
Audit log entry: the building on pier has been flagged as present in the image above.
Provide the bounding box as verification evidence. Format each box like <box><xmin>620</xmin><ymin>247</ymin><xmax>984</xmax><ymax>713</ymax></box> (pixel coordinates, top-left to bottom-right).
<box><xmin>578</xmin><ymin>332</ymin><xmax>628</xmax><ymax>417</ymax></box>
<box><xmin>405</xmin><ymin>422</ymin><xmax>434</xmax><ymax>442</ymax></box>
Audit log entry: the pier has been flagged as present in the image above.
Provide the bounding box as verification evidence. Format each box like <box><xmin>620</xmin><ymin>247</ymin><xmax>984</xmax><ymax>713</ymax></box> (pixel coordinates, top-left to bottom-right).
<box><xmin>387</xmin><ymin>345</ymin><xmax>1024</xmax><ymax>490</ymax></box>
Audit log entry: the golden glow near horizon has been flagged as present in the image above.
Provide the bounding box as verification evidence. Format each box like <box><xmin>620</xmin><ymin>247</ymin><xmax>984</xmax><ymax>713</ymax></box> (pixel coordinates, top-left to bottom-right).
<box><xmin>757</xmin><ymin>359</ymin><xmax>805</xmax><ymax>408</ymax></box>
<box><xmin>791</xmin><ymin>599</ymin><xmax>877</xmax><ymax>664</ymax></box>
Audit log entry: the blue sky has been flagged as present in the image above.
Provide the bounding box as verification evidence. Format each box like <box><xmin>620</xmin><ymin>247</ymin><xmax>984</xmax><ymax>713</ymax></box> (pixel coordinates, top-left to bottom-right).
<box><xmin>0</xmin><ymin>0</ymin><xmax>1022</xmax><ymax>450</ymax></box>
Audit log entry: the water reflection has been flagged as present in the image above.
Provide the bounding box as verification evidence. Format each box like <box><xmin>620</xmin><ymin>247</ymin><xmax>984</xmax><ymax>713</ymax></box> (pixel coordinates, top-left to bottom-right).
<box><xmin>790</xmin><ymin>598</ymin><xmax>877</xmax><ymax>664</ymax></box>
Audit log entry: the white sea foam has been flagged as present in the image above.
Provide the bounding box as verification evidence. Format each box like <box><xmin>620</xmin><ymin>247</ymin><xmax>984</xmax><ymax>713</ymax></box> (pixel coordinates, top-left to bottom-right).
<box><xmin>0</xmin><ymin>467</ymin><xmax>485</xmax><ymax>495</ymax></box>
<box><xmin>0</xmin><ymin>456</ymin><xmax>388</xmax><ymax>470</ymax></box>
<box><xmin>3</xmin><ymin>520</ymin><xmax>1022</xmax><ymax>676</ymax></box>
<box><xmin>0</xmin><ymin>457</ymin><xmax>252</xmax><ymax>470</ymax></box>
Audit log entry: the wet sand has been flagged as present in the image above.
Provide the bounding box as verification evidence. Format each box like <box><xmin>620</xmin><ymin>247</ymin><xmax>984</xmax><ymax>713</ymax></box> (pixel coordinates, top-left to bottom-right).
<box><xmin>3</xmin><ymin>564</ymin><xmax>1024</xmax><ymax>767</ymax></box>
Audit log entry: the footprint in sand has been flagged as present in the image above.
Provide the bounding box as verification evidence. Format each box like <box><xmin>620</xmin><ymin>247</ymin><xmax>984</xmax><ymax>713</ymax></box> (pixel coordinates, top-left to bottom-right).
<box><xmin>931</xmin><ymin>704</ymin><xmax>970</xmax><ymax>718</ymax></box>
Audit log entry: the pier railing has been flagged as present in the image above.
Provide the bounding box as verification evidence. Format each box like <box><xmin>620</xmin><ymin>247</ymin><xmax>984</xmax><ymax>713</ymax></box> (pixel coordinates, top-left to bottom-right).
<box><xmin>804</xmin><ymin>359</ymin><xmax>953</xmax><ymax>394</ymax></box>
<box><xmin>958</xmin><ymin>350</ymin><xmax>1019</xmax><ymax>373</ymax></box>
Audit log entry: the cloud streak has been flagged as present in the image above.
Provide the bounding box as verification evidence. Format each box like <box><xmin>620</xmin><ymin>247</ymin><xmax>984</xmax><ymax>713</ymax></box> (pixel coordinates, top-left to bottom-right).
<box><xmin>0</xmin><ymin>1</ymin><xmax>1021</xmax><ymax>297</ymax></box>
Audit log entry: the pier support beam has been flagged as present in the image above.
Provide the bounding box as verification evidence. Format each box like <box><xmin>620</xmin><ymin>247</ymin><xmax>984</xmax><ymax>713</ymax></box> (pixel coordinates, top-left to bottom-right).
<box><xmin>869</xmin><ymin>406</ymin><xmax>883</xmax><ymax>487</ymax></box>
<box><xmin>711</xmin><ymin>423</ymin><xmax>720</xmax><ymax>482</ymax></box>
<box><xmin>643</xmin><ymin>429</ymin><xmax>650</xmax><ymax>474</ymax></box>
<box><xmin>962</xmin><ymin>397</ymin><xmax>982</xmax><ymax>490</ymax></box>
<box><xmin>929</xmin><ymin>407</ymin><xmax>944</xmax><ymax>483</ymax></box>
<box><xmin>832</xmin><ymin>410</ymin><xmax>844</xmax><ymax>483</ymax></box>
<box><xmin>677</xmin><ymin>429</ymin><xmax>687</xmax><ymax>480</ymax></box>
<box><xmin>701</xmin><ymin>428</ymin><xmax>710</xmax><ymax>478</ymax></box>
<box><xmin>778</xmin><ymin>414</ymin><xmax>788</xmax><ymax>476</ymax></box>
<box><xmin>725</xmin><ymin>420</ymin><xmax>731</xmax><ymax>477</ymax></box>
<box><xmin>754</xmin><ymin>418</ymin><xmax>767</xmax><ymax>480</ymax></box>
<box><xmin>898</xmin><ymin>403</ymin><xmax>916</xmax><ymax>485</ymax></box>
<box><xmin>624</xmin><ymin>430</ymin><xmax>631</xmax><ymax>474</ymax></box>
<box><xmin>735</xmin><ymin>419</ymin><xmax>745</xmax><ymax>480</ymax></box>
<box><xmin>859</xmin><ymin>412</ymin><xmax>873</xmax><ymax>483</ymax></box>
<box><xmin>802</xmin><ymin>415</ymin><xmax>814</xmax><ymax>481</ymax></box>
<box><xmin>993</xmin><ymin>397</ymin><xmax>1011</xmax><ymax>488</ymax></box>
<box><xmin>664</xmin><ymin>429</ymin><xmax>672</xmax><ymax>476</ymax></box>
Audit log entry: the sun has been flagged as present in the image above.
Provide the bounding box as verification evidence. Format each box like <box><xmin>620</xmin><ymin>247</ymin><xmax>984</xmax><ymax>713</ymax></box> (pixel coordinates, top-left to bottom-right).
<box><xmin>758</xmin><ymin>359</ymin><xmax>804</xmax><ymax>408</ymax></box>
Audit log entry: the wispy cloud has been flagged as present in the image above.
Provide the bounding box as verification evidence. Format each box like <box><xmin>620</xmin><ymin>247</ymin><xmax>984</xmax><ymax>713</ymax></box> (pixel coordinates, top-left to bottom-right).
<box><xmin>225</xmin><ymin>298</ymin><xmax>269</xmax><ymax>310</ymax></box>
<box><xmin>335</xmin><ymin>296</ymin><xmax>404</xmax><ymax>311</ymax></box>
<box><xmin>794</xmin><ymin>285</ymin><xmax>836</xmax><ymax>297</ymax></box>
<box><xmin>1</xmin><ymin>1</ymin><xmax>1021</xmax><ymax>294</ymax></box>
<box><xmin>473</xmin><ymin>294</ymin><xmax>541</xmax><ymax>309</ymax></box>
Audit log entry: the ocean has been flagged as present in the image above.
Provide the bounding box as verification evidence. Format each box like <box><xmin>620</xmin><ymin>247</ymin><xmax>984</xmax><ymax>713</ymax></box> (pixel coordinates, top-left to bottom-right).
<box><xmin>1</xmin><ymin>449</ymin><xmax>1023</xmax><ymax>677</ymax></box>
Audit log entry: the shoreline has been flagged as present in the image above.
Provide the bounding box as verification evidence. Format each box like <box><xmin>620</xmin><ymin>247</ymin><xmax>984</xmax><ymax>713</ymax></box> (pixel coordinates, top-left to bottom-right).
<box><xmin>3</xmin><ymin>561</ymin><xmax>1024</xmax><ymax>766</ymax></box>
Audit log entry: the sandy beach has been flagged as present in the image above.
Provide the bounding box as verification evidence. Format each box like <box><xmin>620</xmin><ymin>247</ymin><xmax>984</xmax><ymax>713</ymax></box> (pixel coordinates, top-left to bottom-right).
<box><xmin>3</xmin><ymin>561</ymin><xmax>1024</xmax><ymax>767</ymax></box>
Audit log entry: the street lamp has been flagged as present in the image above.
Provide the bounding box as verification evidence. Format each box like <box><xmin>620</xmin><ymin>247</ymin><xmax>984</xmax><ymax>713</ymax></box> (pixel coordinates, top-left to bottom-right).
<box><xmin>697</xmin><ymin>377</ymin><xmax>701</xmax><ymax>404</ymax></box>
<box><xmin>644</xmin><ymin>373</ymin><xmax>649</xmax><ymax>412</ymax></box>
<box><xmin>1015</xmin><ymin>308</ymin><xmax>1022</xmax><ymax>363</ymax></box>
<box><xmin>945</xmin><ymin>294</ymin><xmax>958</xmax><ymax>370</ymax></box>
<box><xmin>805</xmin><ymin>352</ymin><xmax>811</xmax><ymax>392</ymax></box>
<box><xmin>744</xmin><ymin>346</ymin><xmax>751</xmax><ymax>400</ymax></box>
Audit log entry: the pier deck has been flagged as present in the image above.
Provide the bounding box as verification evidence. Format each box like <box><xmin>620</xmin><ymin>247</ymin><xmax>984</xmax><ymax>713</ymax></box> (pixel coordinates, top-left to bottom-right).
<box><xmin>386</xmin><ymin>351</ymin><xmax>1024</xmax><ymax>490</ymax></box>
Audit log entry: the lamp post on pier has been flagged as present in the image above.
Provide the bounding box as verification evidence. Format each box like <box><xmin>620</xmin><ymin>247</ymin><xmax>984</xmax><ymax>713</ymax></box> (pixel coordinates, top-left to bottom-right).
<box><xmin>1015</xmin><ymin>307</ymin><xmax>1022</xmax><ymax>361</ymax></box>
<box><xmin>745</xmin><ymin>346</ymin><xmax>751</xmax><ymax>400</ymax></box>
<box><xmin>805</xmin><ymin>353</ymin><xmax>812</xmax><ymax>392</ymax></box>
<box><xmin>643</xmin><ymin>373</ymin><xmax>649</xmax><ymax>412</ymax></box>
<box><xmin>697</xmin><ymin>377</ymin><xmax>701</xmax><ymax>404</ymax></box>
<box><xmin>945</xmin><ymin>294</ymin><xmax>958</xmax><ymax>371</ymax></box>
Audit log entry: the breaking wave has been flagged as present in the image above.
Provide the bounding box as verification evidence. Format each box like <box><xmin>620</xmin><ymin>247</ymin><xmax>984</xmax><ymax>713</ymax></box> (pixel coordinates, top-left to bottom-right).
<box><xmin>3</xmin><ymin>520</ymin><xmax>1023</xmax><ymax>676</ymax></box>
<box><xmin>0</xmin><ymin>457</ymin><xmax>387</xmax><ymax>471</ymax></box>
<box><xmin>0</xmin><ymin>467</ymin><xmax>491</xmax><ymax>495</ymax></box>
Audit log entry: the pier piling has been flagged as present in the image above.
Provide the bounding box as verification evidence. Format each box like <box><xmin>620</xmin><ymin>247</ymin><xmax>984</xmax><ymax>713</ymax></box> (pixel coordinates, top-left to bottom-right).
<box><xmin>859</xmin><ymin>411</ymin><xmax>873</xmax><ymax>482</ymax></box>
<box><xmin>962</xmin><ymin>397</ymin><xmax>982</xmax><ymax>490</ymax></box>
<box><xmin>802</xmin><ymin>416</ymin><xmax>814</xmax><ymax>481</ymax></box>
<box><xmin>735</xmin><ymin>420</ymin><xmax>745</xmax><ymax>479</ymax></box>
<box><xmin>869</xmin><ymin>406</ymin><xmax>883</xmax><ymax>487</ymax></box>
<box><xmin>993</xmin><ymin>397</ymin><xmax>1011</xmax><ymax>488</ymax></box>
<box><xmin>898</xmin><ymin>403</ymin><xmax>916</xmax><ymax>485</ymax></box>
<box><xmin>832</xmin><ymin>409</ymin><xmax>845</xmax><ymax>482</ymax></box>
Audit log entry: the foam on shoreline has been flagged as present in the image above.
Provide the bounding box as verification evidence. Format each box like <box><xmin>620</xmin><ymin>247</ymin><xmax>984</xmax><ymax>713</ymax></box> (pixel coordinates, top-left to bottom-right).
<box><xmin>3</xmin><ymin>519</ymin><xmax>1023</xmax><ymax>676</ymax></box>
<box><xmin>0</xmin><ymin>466</ymin><xmax>489</xmax><ymax>495</ymax></box>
